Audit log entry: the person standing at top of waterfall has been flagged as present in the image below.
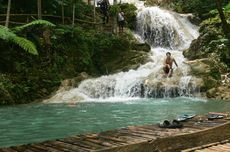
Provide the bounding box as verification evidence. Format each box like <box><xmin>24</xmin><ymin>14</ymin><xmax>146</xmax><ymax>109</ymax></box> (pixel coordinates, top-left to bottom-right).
<box><xmin>118</xmin><ymin>11</ymin><xmax>125</xmax><ymax>33</ymax></box>
<box><xmin>163</xmin><ymin>52</ymin><xmax>178</xmax><ymax>77</ymax></box>
<box><xmin>98</xmin><ymin>0</ymin><xmax>110</xmax><ymax>24</ymax></box>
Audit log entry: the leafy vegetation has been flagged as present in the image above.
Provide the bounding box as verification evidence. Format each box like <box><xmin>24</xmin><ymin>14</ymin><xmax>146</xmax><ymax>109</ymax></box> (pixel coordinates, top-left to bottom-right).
<box><xmin>0</xmin><ymin>25</ymin><xmax>38</xmax><ymax>55</ymax></box>
<box><xmin>13</xmin><ymin>20</ymin><xmax>55</xmax><ymax>33</ymax></box>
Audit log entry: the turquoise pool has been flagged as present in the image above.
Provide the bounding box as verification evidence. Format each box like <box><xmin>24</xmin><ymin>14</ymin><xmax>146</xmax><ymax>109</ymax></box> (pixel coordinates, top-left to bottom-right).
<box><xmin>0</xmin><ymin>97</ymin><xmax>230</xmax><ymax>148</ymax></box>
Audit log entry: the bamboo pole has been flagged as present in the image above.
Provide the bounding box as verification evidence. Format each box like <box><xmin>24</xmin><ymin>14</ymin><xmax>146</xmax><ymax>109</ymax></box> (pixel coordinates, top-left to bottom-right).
<box><xmin>93</xmin><ymin>0</ymin><xmax>96</xmax><ymax>23</ymax></box>
<box><xmin>72</xmin><ymin>1</ymin><xmax>76</xmax><ymax>26</ymax></box>
<box><xmin>61</xmin><ymin>0</ymin><xmax>65</xmax><ymax>24</ymax></box>
<box><xmin>5</xmin><ymin>0</ymin><xmax>11</xmax><ymax>27</ymax></box>
<box><xmin>37</xmin><ymin>0</ymin><xmax>42</xmax><ymax>19</ymax></box>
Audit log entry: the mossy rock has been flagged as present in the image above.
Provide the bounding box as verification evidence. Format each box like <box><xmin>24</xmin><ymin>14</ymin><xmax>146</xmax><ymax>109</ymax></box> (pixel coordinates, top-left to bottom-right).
<box><xmin>101</xmin><ymin>50</ymin><xmax>149</xmax><ymax>74</ymax></box>
<box><xmin>185</xmin><ymin>58</ymin><xmax>221</xmax><ymax>91</ymax></box>
<box><xmin>203</xmin><ymin>76</ymin><xmax>219</xmax><ymax>91</ymax></box>
<box><xmin>131</xmin><ymin>43</ymin><xmax>151</xmax><ymax>52</ymax></box>
<box><xmin>0</xmin><ymin>86</ymin><xmax>14</xmax><ymax>105</ymax></box>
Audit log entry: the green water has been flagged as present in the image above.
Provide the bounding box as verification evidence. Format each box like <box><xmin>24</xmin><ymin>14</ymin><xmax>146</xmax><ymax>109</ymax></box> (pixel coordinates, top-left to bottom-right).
<box><xmin>0</xmin><ymin>97</ymin><xmax>230</xmax><ymax>148</ymax></box>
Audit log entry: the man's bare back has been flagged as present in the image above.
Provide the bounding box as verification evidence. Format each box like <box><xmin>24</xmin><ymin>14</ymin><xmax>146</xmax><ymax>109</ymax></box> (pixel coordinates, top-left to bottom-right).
<box><xmin>163</xmin><ymin>52</ymin><xmax>178</xmax><ymax>77</ymax></box>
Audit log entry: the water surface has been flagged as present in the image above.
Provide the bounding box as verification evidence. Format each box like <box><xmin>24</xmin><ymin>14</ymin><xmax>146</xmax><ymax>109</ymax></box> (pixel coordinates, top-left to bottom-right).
<box><xmin>0</xmin><ymin>97</ymin><xmax>230</xmax><ymax>148</ymax></box>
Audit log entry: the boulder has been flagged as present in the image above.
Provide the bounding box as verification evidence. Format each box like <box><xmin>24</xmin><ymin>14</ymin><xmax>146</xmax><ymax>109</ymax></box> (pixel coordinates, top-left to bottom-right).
<box><xmin>59</xmin><ymin>72</ymin><xmax>90</xmax><ymax>91</ymax></box>
<box><xmin>131</xmin><ymin>42</ymin><xmax>151</xmax><ymax>52</ymax></box>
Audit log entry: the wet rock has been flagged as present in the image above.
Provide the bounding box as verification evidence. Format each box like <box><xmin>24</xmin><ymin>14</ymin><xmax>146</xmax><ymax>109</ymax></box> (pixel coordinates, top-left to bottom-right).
<box><xmin>59</xmin><ymin>72</ymin><xmax>90</xmax><ymax>91</ymax></box>
<box><xmin>185</xmin><ymin>58</ymin><xmax>220</xmax><ymax>91</ymax></box>
<box><xmin>184</xmin><ymin>58</ymin><xmax>211</xmax><ymax>75</ymax></box>
<box><xmin>0</xmin><ymin>87</ymin><xmax>14</xmax><ymax>105</ymax></box>
<box><xmin>206</xmin><ymin>88</ymin><xmax>217</xmax><ymax>98</ymax></box>
<box><xmin>187</xmin><ymin>14</ymin><xmax>201</xmax><ymax>26</ymax></box>
<box><xmin>131</xmin><ymin>42</ymin><xmax>151</xmax><ymax>52</ymax></box>
<box><xmin>207</xmin><ymin>86</ymin><xmax>230</xmax><ymax>101</ymax></box>
<box><xmin>103</xmin><ymin>50</ymin><xmax>150</xmax><ymax>74</ymax></box>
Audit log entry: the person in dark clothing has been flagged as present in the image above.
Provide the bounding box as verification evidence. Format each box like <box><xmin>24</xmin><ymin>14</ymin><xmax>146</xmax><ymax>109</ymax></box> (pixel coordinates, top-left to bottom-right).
<box><xmin>98</xmin><ymin>0</ymin><xmax>110</xmax><ymax>24</ymax></box>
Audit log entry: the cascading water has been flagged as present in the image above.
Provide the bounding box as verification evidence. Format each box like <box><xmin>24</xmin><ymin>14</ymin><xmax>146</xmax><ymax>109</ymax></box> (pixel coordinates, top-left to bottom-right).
<box><xmin>45</xmin><ymin>2</ymin><xmax>200</xmax><ymax>103</ymax></box>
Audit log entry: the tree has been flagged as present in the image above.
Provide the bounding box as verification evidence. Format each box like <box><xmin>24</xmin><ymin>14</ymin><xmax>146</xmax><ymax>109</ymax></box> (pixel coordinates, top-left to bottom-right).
<box><xmin>37</xmin><ymin>0</ymin><xmax>42</xmax><ymax>19</ymax></box>
<box><xmin>5</xmin><ymin>0</ymin><xmax>11</xmax><ymax>28</ymax></box>
<box><xmin>55</xmin><ymin>0</ymin><xmax>67</xmax><ymax>24</ymax></box>
<box><xmin>72</xmin><ymin>0</ymin><xmax>76</xmax><ymax>26</ymax></box>
<box><xmin>113</xmin><ymin>0</ymin><xmax>118</xmax><ymax>34</ymax></box>
<box><xmin>61</xmin><ymin>0</ymin><xmax>65</xmax><ymax>24</ymax></box>
<box><xmin>215</xmin><ymin>0</ymin><xmax>229</xmax><ymax>34</ymax></box>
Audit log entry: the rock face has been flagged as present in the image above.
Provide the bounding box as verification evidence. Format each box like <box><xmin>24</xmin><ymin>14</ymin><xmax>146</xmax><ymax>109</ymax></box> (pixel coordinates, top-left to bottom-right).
<box><xmin>207</xmin><ymin>73</ymin><xmax>230</xmax><ymax>101</ymax></box>
<box><xmin>98</xmin><ymin>42</ymin><xmax>151</xmax><ymax>74</ymax></box>
<box><xmin>59</xmin><ymin>72</ymin><xmax>90</xmax><ymax>91</ymax></box>
<box><xmin>184</xmin><ymin>58</ymin><xmax>220</xmax><ymax>91</ymax></box>
<box><xmin>140</xmin><ymin>68</ymin><xmax>204</xmax><ymax>98</ymax></box>
<box><xmin>184</xmin><ymin>58</ymin><xmax>230</xmax><ymax>101</ymax></box>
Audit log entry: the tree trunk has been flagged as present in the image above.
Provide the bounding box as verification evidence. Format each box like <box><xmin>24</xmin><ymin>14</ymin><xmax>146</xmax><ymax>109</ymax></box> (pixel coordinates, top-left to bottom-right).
<box><xmin>61</xmin><ymin>0</ymin><xmax>65</xmax><ymax>24</ymax></box>
<box><xmin>113</xmin><ymin>0</ymin><xmax>118</xmax><ymax>34</ymax></box>
<box><xmin>5</xmin><ymin>0</ymin><xmax>11</xmax><ymax>27</ymax></box>
<box><xmin>37</xmin><ymin>0</ymin><xmax>42</xmax><ymax>19</ymax></box>
<box><xmin>93</xmin><ymin>0</ymin><xmax>96</xmax><ymax>23</ymax></box>
<box><xmin>72</xmin><ymin>2</ymin><xmax>76</xmax><ymax>26</ymax></box>
<box><xmin>215</xmin><ymin>0</ymin><xmax>229</xmax><ymax>34</ymax></box>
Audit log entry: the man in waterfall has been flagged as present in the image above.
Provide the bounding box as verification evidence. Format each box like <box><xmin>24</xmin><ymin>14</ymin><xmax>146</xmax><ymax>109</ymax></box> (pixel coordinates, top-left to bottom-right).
<box><xmin>163</xmin><ymin>52</ymin><xmax>178</xmax><ymax>77</ymax></box>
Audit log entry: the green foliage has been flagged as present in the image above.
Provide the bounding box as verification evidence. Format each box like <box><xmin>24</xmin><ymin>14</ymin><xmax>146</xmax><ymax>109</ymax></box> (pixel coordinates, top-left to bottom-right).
<box><xmin>226</xmin><ymin>2</ymin><xmax>230</xmax><ymax>10</ymax></box>
<box><xmin>13</xmin><ymin>20</ymin><xmax>55</xmax><ymax>33</ymax></box>
<box><xmin>119</xmin><ymin>3</ymin><xmax>137</xmax><ymax>30</ymax></box>
<box><xmin>109</xmin><ymin>4</ymin><xmax>120</xmax><ymax>17</ymax></box>
<box><xmin>0</xmin><ymin>25</ymin><xmax>38</xmax><ymax>55</ymax></box>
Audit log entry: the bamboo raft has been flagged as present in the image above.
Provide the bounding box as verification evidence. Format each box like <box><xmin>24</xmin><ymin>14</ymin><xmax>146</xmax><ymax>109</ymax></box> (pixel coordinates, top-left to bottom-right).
<box><xmin>0</xmin><ymin>113</ymin><xmax>230</xmax><ymax>152</ymax></box>
<box><xmin>182</xmin><ymin>139</ymin><xmax>230</xmax><ymax>152</ymax></box>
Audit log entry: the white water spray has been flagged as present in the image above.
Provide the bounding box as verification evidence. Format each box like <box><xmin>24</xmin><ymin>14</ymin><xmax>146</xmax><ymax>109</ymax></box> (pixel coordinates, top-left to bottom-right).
<box><xmin>45</xmin><ymin>3</ymin><xmax>200</xmax><ymax>103</ymax></box>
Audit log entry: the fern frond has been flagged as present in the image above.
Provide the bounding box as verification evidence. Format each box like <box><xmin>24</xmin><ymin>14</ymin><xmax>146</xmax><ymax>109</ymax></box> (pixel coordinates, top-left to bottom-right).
<box><xmin>10</xmin><ymin>36</ymin><xmax>38</xmax><ymax>55</ymax></box>
<box><xmin>13</xmin><ymin>20</ymin><xmax>55</xmax><ymax>33</ymax></box>
<box><xmin>0</xmin><ymin>25</ymin><xmax>11</xmax><ymax>40</ymax></box>
<box><xmin>0</xmin><ymin>25</ymin><xmax>38</xmax><ymax>55</ymax></box>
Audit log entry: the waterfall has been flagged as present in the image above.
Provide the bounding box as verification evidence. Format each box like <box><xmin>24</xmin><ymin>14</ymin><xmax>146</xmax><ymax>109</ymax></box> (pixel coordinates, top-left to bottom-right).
<box><xmin>45</xmin><ymin>4</ymin><xmax>200</xmax><ymax>103</ymax></box>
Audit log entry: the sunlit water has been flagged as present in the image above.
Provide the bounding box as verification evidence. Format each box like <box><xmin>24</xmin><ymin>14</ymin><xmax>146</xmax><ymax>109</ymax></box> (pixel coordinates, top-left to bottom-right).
<box><xmin>1</xmin><ymin>98</ymin><xmax>230</xmax><ymax>148</ymax></box>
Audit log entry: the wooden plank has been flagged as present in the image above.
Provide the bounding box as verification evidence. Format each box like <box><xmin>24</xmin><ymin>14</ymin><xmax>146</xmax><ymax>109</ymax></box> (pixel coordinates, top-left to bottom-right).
<box><xmin>30</xmin><ymin>143</ymin><xmax>61</xmax><ymax>152</ymax></box>
<box><xmin>11</xmin><ymin>145</ymin><xmax>34</xmax><ymax>152</ymax></box>
<box><xmin>19</xmin><ymin>145</ymin><xmax>42</xmax><ymax>152</ymax></box>
<box><xmin>84</xmin><ymin>138</ymin><xmax>114</xmax><ymax>149</ymax></box>
<box><xmin>98</xmin><ymin>135</ymin><xmax>128</xmax><ymax>144</ymax></box>
<box><xmin>128</xmin><ymin>126</ymin><xmax>160</xmax><ymax>133</ymax></box>
<box><xmin>0</xmin><ymin>149</ymin><xmax>18</xmax><ymax>152</ymax></box>
<box><xmin>58</xmin><ymin>137</ymin><xmax>93</xmax><ymax>151</ymax></box>
<box><xmin>46</xmin><ymin>141</ymin><xmax>88</xmax><ymax>152</ymax></box>
<box><xmin>117</xmin><ymin>130</ymin><xmax>154</xmax><ymax>140</ymax></box>
<box><xmin>115</xmin><ymin>130</ymin><xmax>151</xmax><ymax>141</ymax></box>
<box><xmin>56</xmin><ymin>140</ymin><xmax>90</xmax><ymax>152</ymax></box>
<box><xmin>224</xmin><ymin>143</ymin><xmax>230</xmax><ymax>146</ymax></box>
<box><xmin>218</xmin><ymin>145</ymin><xmax>230</xmax><ymax>150</ymax></box>
<box><xmin>127</xmin><ymin>129</ymin><xmax>159</xmax><ymax>137</ymax></box>
<box><xmin>84</xmin><ymin>138</ymin><xmax>116</xmax><ymax>147</ymax></box>
<box><xmin>196</xmin><ymin>149</ymin><xmax>215</xmax><ymax>152</ymax></box>
<box><xmin>208</xmin><ymin>146</ymin><xmax>225</xmax><ymax>152</ymax></box>
<box><xmin>71</xmin><ymin>139</ymin><xmax>106</xmax><ymax>150</ymax></box>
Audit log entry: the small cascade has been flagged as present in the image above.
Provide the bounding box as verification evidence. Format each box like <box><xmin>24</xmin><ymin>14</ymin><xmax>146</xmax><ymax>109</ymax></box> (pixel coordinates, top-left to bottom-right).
<box><xmin>179</xmin><ymin>76</ymin><xmax>192</xmax><ymax>97</ymax></box>
<box><xmin>136</xmin><ymin>7</ymin><xmax>181</xmax><ymax>49</ymax></box>
<box><xmin>45</xmin><ymin>4</ymin><xmax>200</xmax><ymax>103</ymax></box>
